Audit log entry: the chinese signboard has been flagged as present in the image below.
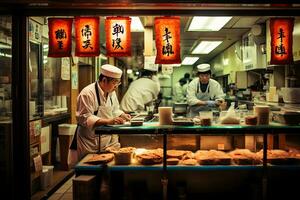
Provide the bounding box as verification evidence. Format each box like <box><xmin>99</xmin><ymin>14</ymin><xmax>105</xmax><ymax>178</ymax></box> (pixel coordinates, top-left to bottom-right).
<box><xmin>154</xmin><ymin>16</ymin><xmax>181</xmax><ymax>64</ymax></box>
<box><xmin>105</xmin><ymin>16</ymin><xmax>131</xmax><ymax>57</ymax></box>
<box><xmin>270</xmin><ymin>18</ymin><xmax>294</xmax><ymax>65</ymax></box>
<box><xmin>75</xmin><ymin>17</ymin><xmax>100</xmax><ymax>57</ymax></box>
<box><xmin>48</xmin><ymin>18</ymin><xmax>73</xmax><ymax>57</ymax></box>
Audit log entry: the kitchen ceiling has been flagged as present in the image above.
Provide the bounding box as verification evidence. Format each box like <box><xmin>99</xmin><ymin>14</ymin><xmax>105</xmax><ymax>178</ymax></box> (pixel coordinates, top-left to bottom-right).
<box><xmin>100</xmin><ymin>16</ymin><xmax>269</xmax><ymax>69</ymax></box>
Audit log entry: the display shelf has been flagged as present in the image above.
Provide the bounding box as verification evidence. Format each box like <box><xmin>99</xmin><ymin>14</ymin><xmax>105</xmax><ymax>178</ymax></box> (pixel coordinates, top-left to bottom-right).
<box><xmin>95</xmin><ymin>122</ymin><xmax>300</xmax><ymax>135</ymax></box>
<box><xmin>86</xmin><ymin>123</ymin><xmax>300</xmax><ymax>200</ymax></box>
<box><xmin>75</xmin><ymin>153</ymin><xmax>264</xmax><ymax>173</ymax></box>
<box><xmin>267</xmin><ymin>165</ymin><xmax>300</xmax><ymax>170</ymax></box>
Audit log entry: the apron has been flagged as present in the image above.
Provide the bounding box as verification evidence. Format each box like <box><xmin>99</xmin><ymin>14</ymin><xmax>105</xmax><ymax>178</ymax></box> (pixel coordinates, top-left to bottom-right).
<box><xmin>189</xmin><ymin>82</ymin><xmax>213</xmax><ymax>118</ymax></box>
<box><xmin>76</xmin><ymin>82</ymin><xmax>120</xmax><ymax>160</ymax></box>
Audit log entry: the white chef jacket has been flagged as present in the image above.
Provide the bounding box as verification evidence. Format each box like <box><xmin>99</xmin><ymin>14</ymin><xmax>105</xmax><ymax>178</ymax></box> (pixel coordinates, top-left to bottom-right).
<box><xmin>187</xmin><ymin>78</ymin><xmax>225</xmax><ymax>117</ymax></box>
<box><xmin>120</xmin><ymin>77</ymin><xmax>160</xmax><ymax>113</ymax></box>
<box><xmin>173</xmin><ymin>82</ymin><xmax>187</xmax><ymax>103</ymax></box>
<box><xmin>76</xmin><ymin>82</ymin><xmax>124</xmax><ymax>160</ymax></box>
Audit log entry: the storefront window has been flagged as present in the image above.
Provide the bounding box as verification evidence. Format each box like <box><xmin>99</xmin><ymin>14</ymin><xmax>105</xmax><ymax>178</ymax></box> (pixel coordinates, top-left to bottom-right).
<box><xmin>0</xmin><ymin>15</ymin><xmax>12</xmax><ymax>197</ymax></box>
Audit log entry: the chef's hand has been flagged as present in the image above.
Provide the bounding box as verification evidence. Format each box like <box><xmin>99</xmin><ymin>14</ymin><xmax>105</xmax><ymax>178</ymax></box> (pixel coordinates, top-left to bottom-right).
<box><xmin>206</xmin><ymin>100</ymin><xmax>216</xmax><ymax>107</ymax></box>
<box><xmin>215</xmin><ymin>99</ymin><xmax>223</xmax><ymax>106</ymax></box>
<box><xmin>120</xmin><ymin>113</ymin><xmax>131</xmax><ymax>121</ymax></box>
<box><xmin>109</xmin><ymin>117</ymin><xmax>125</xmax><ymax>125</ymax></box>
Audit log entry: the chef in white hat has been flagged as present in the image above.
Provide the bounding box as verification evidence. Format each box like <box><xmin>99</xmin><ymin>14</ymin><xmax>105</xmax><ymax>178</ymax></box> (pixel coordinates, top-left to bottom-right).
<box><xmin>187</xmin><ymin>63</ymin><xmax>225</xmax><ymax>117</ymax></box>
<box><xmin>120</xmin><ymin>68</ymin><xmax>160</xmax><ymax>113</ymax></box>
<box><xmin>74</xmin><ymin>64</ymin><xmax>131</xmax><ymax>161</ymax></box>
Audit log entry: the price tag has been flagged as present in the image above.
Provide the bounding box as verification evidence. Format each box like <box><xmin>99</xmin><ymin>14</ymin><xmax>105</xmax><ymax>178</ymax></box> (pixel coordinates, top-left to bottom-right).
<box><xmin>217</xmin><ymin>143</ymin><xmax>225</xmax><ymax>150</ymax></box>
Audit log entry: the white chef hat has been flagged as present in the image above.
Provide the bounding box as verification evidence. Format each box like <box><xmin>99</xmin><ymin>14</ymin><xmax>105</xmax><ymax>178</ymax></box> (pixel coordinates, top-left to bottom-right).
<box><xmin>197</xmin><ymin>63</ymin><xmax>211</xmax><ymax>73</ymax></box>
<box><xmin>100</xmin><ymin>64</ymin><xmax>122</xmax><ymax>79</ymax></box>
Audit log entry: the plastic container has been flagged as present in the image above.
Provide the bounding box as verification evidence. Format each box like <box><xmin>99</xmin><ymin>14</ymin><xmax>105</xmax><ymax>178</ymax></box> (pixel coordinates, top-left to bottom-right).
<box><xmin>40</xmin><ymin>165</ymin><xmax>54</xmax><ymax>190</ymax></box>
<box><xmin>44</xmin><ymin>165</ymin><xmax>54</xmax><ymax>185</ymax></box>
<box><xmin>58</xmin><ymin>124</ymin><xmax>77</xmax><ymax>170</ymax></box>
<box><xmin>40</xmin><ymin>168</ymin><xmax>49</xmax><ymax>190</ymax></box>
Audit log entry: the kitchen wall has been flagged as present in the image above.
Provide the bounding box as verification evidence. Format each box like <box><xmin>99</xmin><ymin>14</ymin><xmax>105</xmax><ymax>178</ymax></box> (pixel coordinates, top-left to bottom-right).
<box><xmin>210</xmin><ymin>40</ymin><xmax>244</xmax><ymax>84</ymax></box>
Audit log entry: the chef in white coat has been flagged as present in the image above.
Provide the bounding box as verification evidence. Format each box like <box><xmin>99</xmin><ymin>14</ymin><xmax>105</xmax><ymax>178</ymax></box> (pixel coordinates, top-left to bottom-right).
<box><xmin>173</xmin><ymin>78</ymin><xmax>187</xmax><ymax>103</ymax></box>
<box><xmin>120</xmin><ymin>69</ymin><xmax>160</xmax><ymax>113</ymax></box>
<box><xmin>76</xmin><ymin>64</ymin><xmax>131</xmax><ymax>160</ymax></box>
<box><xmin>187</xmin><ymin>63</ymin><xmax>225</xmax><ymax>117</ymax></box>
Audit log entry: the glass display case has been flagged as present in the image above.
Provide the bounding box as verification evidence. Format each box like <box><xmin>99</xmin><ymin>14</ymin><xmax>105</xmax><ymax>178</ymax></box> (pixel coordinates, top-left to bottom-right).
<box><xmin>75</xmin><ymin>123</ymin><xmax>300</xmax><ymax>200</ymax></box>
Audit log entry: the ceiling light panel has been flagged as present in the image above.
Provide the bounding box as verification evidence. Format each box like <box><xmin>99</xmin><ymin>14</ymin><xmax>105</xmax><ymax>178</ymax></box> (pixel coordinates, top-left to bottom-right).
<box><xmin>188</xmin><ymin>16</ymin><xmax>232</xmax><ymax>31</ymax></box>
<box><xmin>181</xmin><ymin>57</ymin><xmax>199</xmax><ymax>65</ymax></box>
<box><xmin>192</xmin><ymin>41</ymin><xmax>223</xmax><ymax>54</ymax></box>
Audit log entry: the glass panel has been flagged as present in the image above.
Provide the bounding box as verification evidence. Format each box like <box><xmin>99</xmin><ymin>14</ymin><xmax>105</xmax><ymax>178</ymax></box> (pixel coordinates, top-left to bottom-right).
<box><xmin>0</xmin><ymin>15</ymin><xmax>12</xmax><ymax>197</ymax></box>
<box><xmin>42</xmin><ymin>39</ymin><xmax>70</xmax><ymax>116</ymax></box>
<box><xmin>29</xmin><ymin>41</ymin><xmax>43</xmax><ymax>118</ymax></box>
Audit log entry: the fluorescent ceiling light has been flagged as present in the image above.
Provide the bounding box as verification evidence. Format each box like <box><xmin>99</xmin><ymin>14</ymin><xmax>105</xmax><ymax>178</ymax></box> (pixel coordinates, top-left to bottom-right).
<box><xmin>192</xmin><ymin>41</ymin><xmax>223</xmax><ymax>54</ymax></box>
<box><xmin>188</xmin><ymin>16</ymin><xmax>232</xmax><ymax>31</ymax></box>
<box><xmin>181</xmin><ymin>57</ymin><xmax>199</xmax><ymax>65</ymax></box>
<box><xmin>131</xmin><ymin>17</ymin><xmax>144</xmax><ymax>32</ymax></box>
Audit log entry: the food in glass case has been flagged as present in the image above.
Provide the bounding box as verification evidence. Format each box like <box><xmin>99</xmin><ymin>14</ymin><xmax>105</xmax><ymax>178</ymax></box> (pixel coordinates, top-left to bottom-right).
<box><xmin>256</xmin><ymin>149</ymin><xmax>300</xmax><ymax>165</ymax></box>
<box><xmin>167</xmin><ymin>150</ymin><xmax>187</xmax><ymax>159</ymax></box>
<box><xmin>106</xmin><ymin>146</ymin><xmax>136</xmax><ymax>165</ymax></box>
<box><xmin>228</xmin><ymin>149</ymin><xmax>260</xmax><ymax>165</ymax></box>
<box><xmin>180</xmin><ymin>158</ymin><xmax>198</xmax><ymax>166</ymax></box>
<box><xmin>167</xmin><ymin>158</ymin><xmax>180</xmax><ymax>165</ymax></box>
<box><xmin>84</xmin><ymin>153</ymin><xmax>114</xmax><ymax>164</ymax></box>
<box><xmin>135</xmin><ymin>149</ymin><xmax>163</xmax><ymax>165</ymax></box>
<box><xmin>195</xmin><ymin>150</ymin><xmax>231</xmax><ymax>165</ymax></box>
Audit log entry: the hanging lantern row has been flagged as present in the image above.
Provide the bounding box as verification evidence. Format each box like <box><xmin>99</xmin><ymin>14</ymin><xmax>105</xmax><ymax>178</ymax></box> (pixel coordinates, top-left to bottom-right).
<box><xmin>270</xmin><ymin>18</ymin><xmax>294</xmax><ymax>65</ymax></box>
<box><xmin>48</xmin><ymin>17</ymin><xmax>296</xmax><ymax>65</ymax></box>
<box><xmin>47</xmin><ymin>16</ymin><xmax>182</xmax><ymax>64</ymax></box>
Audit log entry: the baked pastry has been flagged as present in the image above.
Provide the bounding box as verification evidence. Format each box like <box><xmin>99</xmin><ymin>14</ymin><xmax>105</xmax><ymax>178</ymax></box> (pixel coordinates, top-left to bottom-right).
<box><xmin>228</xmin><ymin>149</ymin><xmax>259</xmax><ymax>165</ymax></box>
<box><xmin>167</xmin><ymin>158</ymin><xmax>179</xmax><ymax>165</ymax></box>
<box><xmin>135</xmin><ymin>149</ymin><xmax>163</xmax><ymax>165</ymax></box>
<box><xmin>167</xmin><ymin>150</ymin><xmax>186</xmax><ymax>159</ymax></box>
<box><xmin>245</xmin><ymin>115</ymin><xmax>257</xmax><ymax>125</ymax></box>
<box><xmin>256</xmin><ymin>149</ymin><xmax>291</xmax><ymax>165</ymax></box>
<box><xmin>85</xmin><ymin>153</ymin><xmax>114</xmax><ymax>165</ymax></box>
<box><xmin>180</xmin><ymin>159</ymin><xmax>198</xmax><ymax>166</ymax></box>
<box><xmin>136</xmin><ymin>153</ymin><xmax>163</xmax><ymax>165</ymax></box>
<box><xmin>182</xmin><ymin>151</ymin><xmax>195</xmax><ymax>160</ymax></box>
<box><xmin>195</xmin><ymin>150</ymin><xmax>231</xmax><ymax>165</ymax></box>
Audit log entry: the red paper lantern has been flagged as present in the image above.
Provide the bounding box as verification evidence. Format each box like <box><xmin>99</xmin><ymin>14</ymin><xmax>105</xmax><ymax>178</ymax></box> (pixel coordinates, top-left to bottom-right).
<box><xmin>270</xmin><ymin>18</ymin><xmax>294</xmax><ymax>65</ymax></box>
<box><xmin>105</xmin><ymin>16</ymin><xmax>131</xmax><ymax>57</ymax></box>
<box><xmin>75</xmin><ymin>17</ymin><xmax>100</xmax><ymax>57</ymax></box>
<box><xmin>48</xmin><ymin>18</ymin><xmax>73</xmax><ymax>57</ymax></box>
<box><xmin>154</xmin><ymin>16</ymin><xmax>181</xmax><ymax>64</ymax></box>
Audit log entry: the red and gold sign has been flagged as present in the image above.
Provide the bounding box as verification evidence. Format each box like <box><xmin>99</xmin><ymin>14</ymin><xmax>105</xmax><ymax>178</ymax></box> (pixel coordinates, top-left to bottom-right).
<box><xmin>105</xmin><ymin>16</ymin><xmax>131</xmax><ymax>57</ymax></box>
<box><xmin>154</xmin><ymin>16</ymin><xmax>181</xmax><ymax>64</ymax></box>
<box><xmin>75</xmin><ymin>17</ymin><xmax>100</xmax><ymax>57</ymax></box>
<box><xmin>270</xmin><ymin>18</ymin><xmax>294</xmax><ymax>65</ymax></box>
<box><xmin>48</xmin><ymin>18</ymin><xmax>73</xmax><ymax>57</ymax></box>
